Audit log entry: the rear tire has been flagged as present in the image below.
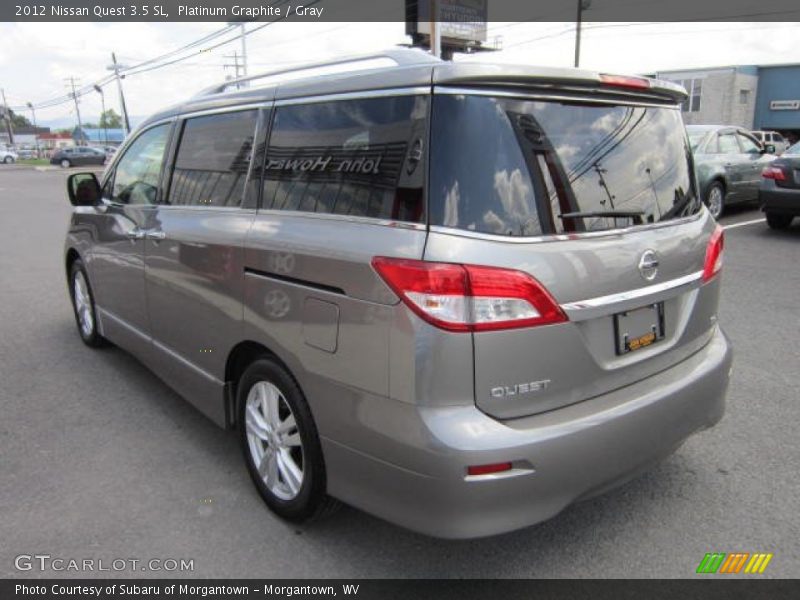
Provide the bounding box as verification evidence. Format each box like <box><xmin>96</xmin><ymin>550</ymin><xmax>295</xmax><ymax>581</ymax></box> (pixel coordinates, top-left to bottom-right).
<box><xmin>3</xmin><ymin>156</ymin><xmax>13</xmax><ymax>164</ymax></box>
<box><xmin>69</xmin><ymin>259</ymin><xmax>108</xmax><ymax>348</ymax></box>
<box><xmin>766</xmin><ymin>212</ymin><xmax>793</xmax><ymax>230</ymax></box>
<box><xmin>237</xmin><ymin>357</ymin><xmax>339</xmax><ymax>523</ymax></box>
<box><xmin>60</xmin><ymin>159</ymin><xmax>71</xmax><ymax>169</ymax></box>
<box><xmin>705</xmin><ymin>182</ymin><xmax>725</xmax><ymax>220</ymax></box>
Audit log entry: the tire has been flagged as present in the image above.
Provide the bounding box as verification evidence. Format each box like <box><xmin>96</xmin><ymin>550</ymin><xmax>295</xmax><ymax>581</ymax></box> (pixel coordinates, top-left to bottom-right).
<box><xmin>238</xmin><ymin>357</ymin><xmax>338</xmax><ymax>522</ymax></box>
<box><xmin>60</xmin><ymin>159</ymin><xmax>71</xmax><ymax>169</ymax></box>
<box><xmin>705</xmin><ymin>182</ymin><xmax>725</xmax><ymax>220</ymax></box>
<box><xmin>3</xmin><ymin>155</ymin><xmax>13</xmax><ymax>164</ymax></box>
<box><xmin>68</xmin><ymin>259</ymin><xmax>108</xmax><ymax>348</ymax></box>
<box><xmin>765</xmin><ymin>212</ymin><xmax>793</xmax><ymax>230</ymax></box>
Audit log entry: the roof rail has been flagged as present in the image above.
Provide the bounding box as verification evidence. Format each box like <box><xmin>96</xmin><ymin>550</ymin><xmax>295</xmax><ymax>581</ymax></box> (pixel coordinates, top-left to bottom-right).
<box><xmin>197</xmin><ymin>48</ymin><xmax>440</xmax><ymax>97</ymax></box>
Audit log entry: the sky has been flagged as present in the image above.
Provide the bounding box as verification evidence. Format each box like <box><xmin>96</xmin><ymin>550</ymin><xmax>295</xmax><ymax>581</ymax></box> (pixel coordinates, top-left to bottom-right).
<box><xmin>1</xmin><ymin>20</ymin><xmax>799</xmax><ymax>128</ymax></box>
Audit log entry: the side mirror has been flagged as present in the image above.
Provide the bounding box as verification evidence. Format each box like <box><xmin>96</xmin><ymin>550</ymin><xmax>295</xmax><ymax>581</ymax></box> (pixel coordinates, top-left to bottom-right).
<box><xmin>763</xmin><ymin>143</ymin><xmax>776</xmax><ymax>155</ymax></box>
<box><xmin>67</xmin><ymin>172</ymin><xmax>101</xmax><ymax>206</ymax></box>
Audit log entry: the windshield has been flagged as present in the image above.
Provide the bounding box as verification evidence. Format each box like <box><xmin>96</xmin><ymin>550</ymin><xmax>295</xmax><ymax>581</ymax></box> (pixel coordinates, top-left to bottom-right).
<box><xmin>430</xmin><ymin>94</ymin><xmax>700</xmax><ymax>236</ymax></box>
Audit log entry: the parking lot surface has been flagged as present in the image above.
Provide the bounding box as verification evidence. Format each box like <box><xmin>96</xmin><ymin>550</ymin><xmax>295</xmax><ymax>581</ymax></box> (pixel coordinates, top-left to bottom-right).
<box><xmin>1</xmin><ymin>167</ymin><xmax>798</xmax><ymax>578</ymax></box>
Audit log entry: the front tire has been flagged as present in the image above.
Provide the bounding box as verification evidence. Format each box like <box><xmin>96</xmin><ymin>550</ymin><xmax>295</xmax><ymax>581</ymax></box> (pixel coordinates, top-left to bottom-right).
<box><xmin>238</xmin><ymin>357</ymin><xmax>337</xmax><ymax>522</ymax></box>
<box><xmin>3</xmin><ymin>156</ymin><xmax>13</xmax><ymax>164</ymax></box>
<box><xmin>69</xmin><ymin>259</ymin><xmax>107</xmax><ymax>347</ymax></box>
<box><xmin>705</xmin><ymin>182</ymin><xmax>725</xmax><ymax>220</ymax></box>
<box><xmin>766</xmin><ymin>212</ymin><xmax>793</xmax><ymax>230</ymax></box>
<box><xmin>60</xmin><ymin>159</ymin><xmax>71</xmax><ymax>169</ymax></box>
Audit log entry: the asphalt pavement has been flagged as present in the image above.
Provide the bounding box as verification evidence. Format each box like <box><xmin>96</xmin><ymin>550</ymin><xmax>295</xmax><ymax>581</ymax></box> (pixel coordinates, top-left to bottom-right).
<box><xmin>1</xmin><ymin>166</ymin><xmax>798</xmax><ymax>578</ymax></box>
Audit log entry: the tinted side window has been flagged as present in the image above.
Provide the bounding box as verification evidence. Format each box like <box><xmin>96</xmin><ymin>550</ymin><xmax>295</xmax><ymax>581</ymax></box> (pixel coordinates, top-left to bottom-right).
<box><xmin>112</xmin><ymin>124</ymin><xmax>170</xmax><ymax>205</ymax></box>
<box><xmin>168</xmin><ymin>110</ymin><xmax>257</xmax><ymax>207</ymax></box>
<box><xmin>263</xmin><ymin>96</ymin><xmax>427</xmax><ymax>223</ymax></box>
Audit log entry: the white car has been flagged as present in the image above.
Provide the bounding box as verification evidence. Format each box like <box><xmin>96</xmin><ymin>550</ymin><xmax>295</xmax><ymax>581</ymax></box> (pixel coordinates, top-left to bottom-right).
<box><xmin>1</xmin><ymin>148</ymin><xmax>18</xmax><ymax>164</ymax></box>
<box><xmin>752</xmin><ymin>131</ymin><xmax>789</xmax><ymax>155</ymax></box>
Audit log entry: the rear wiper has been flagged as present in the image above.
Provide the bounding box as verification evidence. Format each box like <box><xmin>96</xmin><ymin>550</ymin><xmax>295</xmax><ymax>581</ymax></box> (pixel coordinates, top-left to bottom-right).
<box><xmin>558</xmin><ymin>210</ymin><xmax>645</xmax><ymax>220</ymax></box>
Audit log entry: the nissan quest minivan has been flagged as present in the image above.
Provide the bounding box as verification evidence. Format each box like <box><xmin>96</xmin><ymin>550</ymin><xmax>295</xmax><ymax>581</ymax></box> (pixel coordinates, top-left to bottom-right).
<box><xmin>63</xmin><ymin>50</ymin><xmax>732</xmax><ymax>539</ymax></box>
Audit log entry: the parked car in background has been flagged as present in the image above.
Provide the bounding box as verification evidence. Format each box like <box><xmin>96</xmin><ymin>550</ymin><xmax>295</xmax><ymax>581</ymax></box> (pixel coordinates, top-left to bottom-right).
<box><xmin>17</xmin><ymin>149</ymin><xmax>36</xmax><ymax>159</ymax></box>
<box><xmin>687</xmin><ymin>125</ymin><xmax>777</xmax><ymax>219</ymax></box>
<box><xmin>50</xmin><ymin>146</ymin><xmax>106</xmax><ymax>168</ymax></box>
<box><xmin>752</xmin><ymin>130</ymin><xmax>789</xmax><ymax>155</ymax></box>
<box><xmin>1</xmin><ymin>147</ymin><xmax>18</xmax><ymax>164</ymax></box>
<box><xmin>760</xmin><ymin>141</ymin><xmax>800</xmax><ymax>229</ymax></box>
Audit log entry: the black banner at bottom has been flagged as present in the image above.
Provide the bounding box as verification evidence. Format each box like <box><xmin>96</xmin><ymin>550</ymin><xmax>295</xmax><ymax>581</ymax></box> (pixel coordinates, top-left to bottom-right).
<box><xmin>3</xmin><ymin>579</ymin><xmax>799</xmax><ymax>600</ymax></box>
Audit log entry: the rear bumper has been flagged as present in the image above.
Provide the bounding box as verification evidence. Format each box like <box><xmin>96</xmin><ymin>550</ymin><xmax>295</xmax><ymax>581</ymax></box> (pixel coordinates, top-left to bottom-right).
<box><xmin>760</xmin><ymin>184</ymin><xmax>800</xmax><ymax>215</ymax></box>
<box><xmin>322</xmin><ymin>327</ymin><xmax>732</xmax><ymax>538</ymax></box>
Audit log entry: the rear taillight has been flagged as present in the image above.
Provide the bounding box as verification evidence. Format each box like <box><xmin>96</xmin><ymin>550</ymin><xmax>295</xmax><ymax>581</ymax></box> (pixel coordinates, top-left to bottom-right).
<box><xmin>371</xmin><ymin>257</ymin><xmax>567</xmax><ymax>332</ymax></box>
<box><xmin>702</xmin><ymin>226</ymin><xmax>724</xmax><ymax>282</ymax></box>
<box><xmin>599</xmin><ymin>74</ymin><xmax>652</xmax><ymax>89</ymax></box>
<box><xmin>761</xmin><ymin>166</ymin><xmax>786</xmax><ymax>181</ymax></box>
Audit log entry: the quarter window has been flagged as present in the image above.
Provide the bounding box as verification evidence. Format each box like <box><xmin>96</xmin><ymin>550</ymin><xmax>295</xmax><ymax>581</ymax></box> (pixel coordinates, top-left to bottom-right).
<box><xmin>262</xmin><ymin>96</ymin><xmax>427</xmax><ymax>223</ymax></box>
<box><xmin>110</xmin><ymin>124</ymin><xmax>170</xmax><ymax>205</ymax></box>
<box><xmin>167</xmin><ymin>110</ymin><xmax>257</xmax><ymax>207</ymax></box>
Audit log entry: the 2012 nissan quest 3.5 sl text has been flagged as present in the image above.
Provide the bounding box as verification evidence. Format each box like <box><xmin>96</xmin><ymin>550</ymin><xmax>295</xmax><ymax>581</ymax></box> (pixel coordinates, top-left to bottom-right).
<box><xmin>63</xmin><ymin>50</ymin><xmax>732</xmax><ymax>539</ymax></box>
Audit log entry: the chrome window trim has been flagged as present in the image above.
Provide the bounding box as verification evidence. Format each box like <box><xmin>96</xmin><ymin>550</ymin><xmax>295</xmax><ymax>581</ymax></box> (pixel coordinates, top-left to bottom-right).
<box><xmin>177</xmin><ymin>103</ymin><xmax>266</xmax><ymax>121</ymax></box>
<box><xmin>428</xmin><ymin>208</ymin><xmax>704</xmax><ymax>244</ymax></box>
<box><xmin>274</xmin><ymin>86</ymin><xmax>430</xmax><ymax>106</ymax></box>
<box><xmin>562</xmin><ymin>271</ymin><xmax>704</xmax><ymax>314</ymax></box>
<box><xmin>255</xmin><ymin>208</ymin><xmax>427</xmax><ymax>231</ymax></box>
<box><xmin>433</xmin><ymin>86</ymin><xmax>680</xmax><ymax>109</ymax></box>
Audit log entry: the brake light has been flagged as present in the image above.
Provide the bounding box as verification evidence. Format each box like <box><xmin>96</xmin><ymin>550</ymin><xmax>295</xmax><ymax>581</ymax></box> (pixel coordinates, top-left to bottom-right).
<box><xmin>761</xmin><ymin>166</ymin><xmax>786</xmax><ymax>181</ymax></box>
<box><xmin>599</xmin><ymin>74</ymin><xmax>651</xmax><ymax>89</ymax></box>
<box><xmin>702</xmin><ymin>226</ymin><xmax>724</xmax><ymax>282</ymax></box>
<box><xmin>371</xmin><ymin>257</ymin><xmax>567</xmax><ymax>332</ymax></box>
<box><xmin>467</xmin><ymin>462</ymin><xmax>513</xmax><ymax>476</ymax></box>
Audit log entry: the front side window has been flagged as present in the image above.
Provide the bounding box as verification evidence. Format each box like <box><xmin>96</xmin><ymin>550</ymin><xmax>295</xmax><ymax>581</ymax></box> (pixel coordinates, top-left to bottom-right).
<box><xmin>111</xmin><ymin>124</ymin><xmax>170</xmax><ymax>205</ymax></box>
<box><xmin>167</xmin><ymin>110</ymin><xmax>257</xmax><ymax>208</ymax></box>
<box><xmin>262</xmin><ymin>95</ymin><xmax>427</xmax><ymax>223</ymax></box>
<box><xmin>737</xmin><ymin>133</ymin><xmax>760</xmax><ymax>154</ymax></box>
<box><xmin>430</xmin><ymin>94</ymin><xmax>699</xmax><ymax>236</ymax></box>
<box><xmin>717</xmin><ymin>133</ymin><xmax>740</xmax><ymax>155</ymax></box>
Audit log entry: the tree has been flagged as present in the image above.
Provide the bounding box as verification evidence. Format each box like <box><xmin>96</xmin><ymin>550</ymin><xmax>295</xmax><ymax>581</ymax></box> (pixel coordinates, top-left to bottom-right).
<box><xmin>99</xmin><ymin>109</ymin><xmax>122</xmax><ymax>129</ymax></box>
<box><xmin>9</xmin><ymin>110</ymin><xmax>32</xmax><ymax>129</ymax></box>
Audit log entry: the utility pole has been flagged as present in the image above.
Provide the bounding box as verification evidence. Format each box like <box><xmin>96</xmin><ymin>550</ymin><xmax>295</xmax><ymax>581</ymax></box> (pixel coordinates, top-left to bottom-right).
<box><xmin>430</xmin><ymin>0</ymin><xmax>441</xmax><ymax>58</ymax></box>
<box><xmin>574</xmin><ymin>0</ymin><xmax>591</xmax><ymax>68</ymax></box>
<box><xmin>65</xmin><ymin>77</ymin><xmax>84</xmax><ymax>146</ymax></box>
<box><xmin>107</xmin><ymin>52</ymin><xmax>131</xmax><ymax>135</ymax></box>
<box><xmin>223</xmin><ymin>51</ymin><xmax>242</xmax><ymax>87</ymax></box>
<box><xmin>93</xmin><ymin>84</ymin><xmax>107</xmax><ymax>146</ymax></box>
<box><xmin>0</xmin><ymin>88</ymin><xmax>14</xmax><ymax>146</ymax></box>
<box><xmin>26</xmin><ymin>101</ymin><xmax>40</xmax><ymax>158</ymax></box>
<box><xmin>239</xmin><ymin>22</ymin><xmax>248</xmax><ymax>82</ymax></box>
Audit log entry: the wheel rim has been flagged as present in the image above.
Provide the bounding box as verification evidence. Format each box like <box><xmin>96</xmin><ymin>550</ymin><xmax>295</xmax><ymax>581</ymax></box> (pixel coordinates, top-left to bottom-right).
<box><xmin>707</xmin><ymin>186</ymin><xmax>723</xmax><ymax>219</ymax></box>
<box><xmin>245</xmin><ymin>381</ymin><xmax>304</xmax><ymax>501</ymax></box>
<box><xmin>61</xmin><ymin>159</ymin><xmax>69</xmax><ymax>168</ymax></box>
<box><xmin>73</xmin><ymin>271</ymin><xmax>94</xmax><ymax>337</ymax></box>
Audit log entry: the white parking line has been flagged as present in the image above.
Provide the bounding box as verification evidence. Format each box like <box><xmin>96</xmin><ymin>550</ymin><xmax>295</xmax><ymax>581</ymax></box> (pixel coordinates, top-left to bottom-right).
<box><xmin>723</xmin><ymin>218</ymin><xmax>766</xmax><ymax>230</ymax></box>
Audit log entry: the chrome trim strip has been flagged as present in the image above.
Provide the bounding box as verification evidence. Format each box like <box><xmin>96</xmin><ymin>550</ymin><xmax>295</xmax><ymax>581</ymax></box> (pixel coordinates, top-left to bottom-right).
<box><xmin>428</xmin><ymin>210</ymin><xmax>704</xmax><ymax>244</ymax></box>
<box><xmin>178</xmin><ymin>103</ymin><xmax>266</xmax><ymax>120</ymax></box>
<box><xmin>562</xmin><ymin>271</ymin><xmax>704</xmax><ymax>312</ymax></box>
<box><xmin>275</xmin><ymin>86</ymin><xmax>430</xmax><ymax>106</ymax></box>
<box><xmin>433</xmin><ymin>86</ymin><xmax>679</xmax><ymax>109</ymax></box>
<box><xmin>255</xmin><ymin>208</ymin><xmax>428</xmax><ymax>231</ymax></box>
<box><xmin>465</xmin><ymin>467</ymin><xmax>536</xmax><ymax>482</ymax></box>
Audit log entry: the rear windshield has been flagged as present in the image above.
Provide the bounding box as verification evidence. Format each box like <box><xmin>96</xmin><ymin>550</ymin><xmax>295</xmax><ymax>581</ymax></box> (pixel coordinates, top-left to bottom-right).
<box><xmin>430</xmin><ymin>94</ymin><xmax>700</xmax><ymax>236</ymax></box>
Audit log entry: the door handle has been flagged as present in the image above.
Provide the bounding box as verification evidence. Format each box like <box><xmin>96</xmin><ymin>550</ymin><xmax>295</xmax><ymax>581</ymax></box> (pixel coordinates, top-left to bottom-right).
<box><xmin>145</xmin><ymin>230</ymin><xmax>166</xmax><ymax>241</ymax></box>
<box><xmin>126</xmin><ymin>228</ymin><xmax>145</xmax><ymax>240</ymax></box>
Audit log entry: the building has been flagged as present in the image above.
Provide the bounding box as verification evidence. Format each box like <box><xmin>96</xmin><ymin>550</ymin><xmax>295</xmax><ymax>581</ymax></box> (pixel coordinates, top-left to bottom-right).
<box><xmin>37</xmin><ymin>132</ymin><xmax>74</xmax><ymax>154</ymax></box>
<box><xmin>655</xmin><ymin>63</ymin><xmax>800</xmax><ymax>144</ymax></box>
<box><xmin>73</xmin><ymin>127</ymin><xmax>126</xmax><ymax>147</ymax></box>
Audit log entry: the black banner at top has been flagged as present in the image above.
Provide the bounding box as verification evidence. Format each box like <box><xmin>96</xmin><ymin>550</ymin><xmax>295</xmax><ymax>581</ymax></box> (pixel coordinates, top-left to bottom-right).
<box><xmin>3</xmin><ymin>0</ymin><xmax>800</xmax><ymax>22</ymax></box>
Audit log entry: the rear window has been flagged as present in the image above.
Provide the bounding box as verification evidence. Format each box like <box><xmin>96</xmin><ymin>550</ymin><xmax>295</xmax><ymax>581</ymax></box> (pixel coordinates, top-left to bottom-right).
<box><xmin>430</xmin><ymin>94</ymin><xmax>700</xmax><ymax>236</ymax></box>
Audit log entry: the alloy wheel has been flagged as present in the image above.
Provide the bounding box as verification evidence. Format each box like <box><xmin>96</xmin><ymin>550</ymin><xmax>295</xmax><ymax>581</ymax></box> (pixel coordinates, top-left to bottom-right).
<box><xmin>73</xmin><ymin>271</ymin><xmax>94</xmax><ymax>338</ymax></box>
<box><xmin>244</xmin><ymin>381</ymin><xmax>304</xmax><ymax>501</ymax></box>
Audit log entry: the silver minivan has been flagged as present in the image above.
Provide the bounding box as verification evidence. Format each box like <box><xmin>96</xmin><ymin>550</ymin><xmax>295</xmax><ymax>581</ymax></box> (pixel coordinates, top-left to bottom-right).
<box><xmin>64</xmin><ymin>50</ymin><xmax>732</xmax><ymax>539</ymax></box>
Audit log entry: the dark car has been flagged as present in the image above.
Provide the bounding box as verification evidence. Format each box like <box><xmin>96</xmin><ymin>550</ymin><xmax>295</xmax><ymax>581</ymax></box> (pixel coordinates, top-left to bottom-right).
<box><xmin>687</xmin><ymin>125</ymin><xmax>776</xmax><ymax>219</ymax></box>
<box><xmin>50</xmin><ymin>146</ymin><xmax>106</xmax><ymax>168</ymax></box>
<box><xmin>760</xmin><ymin>141</ymin><xmax>800</xmax><ymax>229</ymax></box>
